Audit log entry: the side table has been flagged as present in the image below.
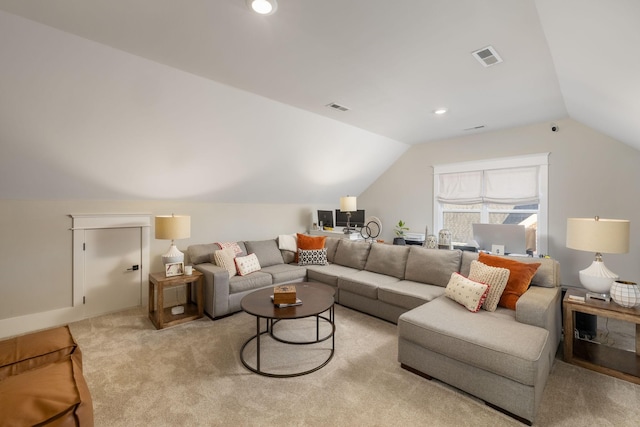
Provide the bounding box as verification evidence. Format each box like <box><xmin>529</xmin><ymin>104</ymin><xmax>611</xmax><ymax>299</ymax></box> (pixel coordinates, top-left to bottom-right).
<box><xmin>563</xmin><ymin>288</ymin><xmax>640</xmax><ymax>384</ymax></box>
<box><xmin>148</xmin><ymin>271</ymin><xmax>204</xmax><ymax>329</ymax></box>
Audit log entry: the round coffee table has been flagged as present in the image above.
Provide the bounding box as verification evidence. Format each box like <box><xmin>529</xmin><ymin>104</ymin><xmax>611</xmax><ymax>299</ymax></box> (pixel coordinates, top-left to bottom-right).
<box><xmin>240</xmin><ymin>282</ymin><xmax>335</xmax><ymax>377</ymax></box>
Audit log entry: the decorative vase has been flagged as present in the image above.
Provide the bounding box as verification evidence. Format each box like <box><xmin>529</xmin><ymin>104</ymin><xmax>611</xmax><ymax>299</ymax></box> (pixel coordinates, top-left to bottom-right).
<box><xmin>438</xmin><ymin>229</ymin><xmax>452</xmax><ymax>250</ymax></box>
<box><xmin>610</xmin><ymin>280</ymin><xmax>640</xmax><ymax>308</ymax></box>
<box><xmin>425</xmin><ymin>234</ymin><xmax>438</xmax><ymax>249</ymax></box>
<box><xmin>393</xmin><ymin>237</ymin><xmax>406</xmax><ymax>246</ymax></box>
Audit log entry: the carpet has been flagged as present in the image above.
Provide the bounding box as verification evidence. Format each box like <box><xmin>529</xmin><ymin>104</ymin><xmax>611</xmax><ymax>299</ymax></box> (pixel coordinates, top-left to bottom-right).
<box><xmin>68</xmin><ymin>304</ymin><xmax>640</xmax><ymax>426</ymax></box>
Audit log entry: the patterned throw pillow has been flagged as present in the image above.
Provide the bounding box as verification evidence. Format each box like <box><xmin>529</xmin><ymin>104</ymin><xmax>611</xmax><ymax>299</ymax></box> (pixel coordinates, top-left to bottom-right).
<box><xmin>235</xmin><ymin>253</ymin><xmax>261</xmax><ymax>276</ymax></box>
<box><xmin>468</xmin><ymin>260</ymin><xmax>510</xmax><ymax>312</ymax></box>
<box><xmin>215</xmin><ymin>241</ymin><xmax>243</xmax><ymax>255</ymax></box>
<box><xmin>212</xmin><ymin>247</ymin><xmax>237</xmax><ymax>278</ymax></box>
<box><xmin>445</xmin><ymin>272</ymin><xmax>490</xmax><ymax>313</ymax></box>
<box><xmin>298</xmin><ymin>248</ymin><xmax>327</xmax><ymax>266</ymax></box>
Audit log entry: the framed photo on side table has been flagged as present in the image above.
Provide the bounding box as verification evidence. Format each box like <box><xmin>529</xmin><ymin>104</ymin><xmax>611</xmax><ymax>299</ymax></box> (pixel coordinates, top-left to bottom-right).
<box><xmin>165</xmin><ymin>262</ymin><xmax>184</xmax><ymax>277</ymax></box>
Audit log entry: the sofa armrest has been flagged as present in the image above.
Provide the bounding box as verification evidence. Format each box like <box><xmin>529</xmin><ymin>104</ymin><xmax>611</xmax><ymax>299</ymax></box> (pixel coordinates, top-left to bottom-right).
<box><xmin>194</xmin><ymin>263</ymin><xmax>230</xmax><ymax>318</ymax></box>
<box><xmin>516</xmin><ymin>286</ymin><xmax>562</xmax><ymax>348</ymax></box>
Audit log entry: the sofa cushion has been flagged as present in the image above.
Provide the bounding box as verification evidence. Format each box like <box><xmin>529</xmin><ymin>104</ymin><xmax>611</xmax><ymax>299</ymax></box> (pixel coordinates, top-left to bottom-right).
<box><xmin>245</xmin><ymin>240</ymin><xmax>284</xmax><ymax>267</ymax></box>
<box><xmin>444</xmin><ymin>273</ymin><xmax>489</xmax><ymax>312</ymax></box>
<box><xmin>377</xmin><ymin>281</ymin><xmax>445</xmax><ymax>310</ymax></box>
<box><xmin>468</xmin><ymin>260</ymin><xmax>510</xmax><ymax>312</ymax></box>
<box><xmin>298</xmin><ymin>248</ymin><xmax>327</xmax><ymax>266</ymax></box>
<box><xmin>398</xmin><ymin>297</ymin><xmax>550</xmax><ymax>386</ymax></box>
<box><xmin>228</xmin><ymin>271</ymin><xmax>273</xmax><ymax>294</ymax></box>
<box><xmin>306</xmin><ymin>264</ymin><xmax>360</xmax><ymax>287</ymax></box>
<box><xmin>324</xmin><ymin>237</ymin><xmax>341</xmax><ymax>263</ymax></box>
<box><xmin>212</xmin><ymin>247</ymin><xmax>237</xmax><ymax>278</ymax></box>
<box><xmin>235</xmin><ymin>253</ymin><xmax>261</xmax><ymax>276</ymax></box>
<box><xmin>187</xmin><ymin>243</ymin><xmax>220</xmax><ymax>265</ymax></box>
<box><xmin>261</xmin><ymin>264</ymin><xmax>307</xmax><ymax>283</ymax></box>
<box><xmin>338</xmin><ymin>270</ymin><xmax>400</xmax><ymax>299</ymax></box>
<box><xmin>478</xmin><ymin>253</ymin><xmax>541</xmax><ymax>310</ymax></box>
<box><xmin>0</xmin><ymin>326</ymin><xmax>78</xmax><ymax>380</ymax></box>
<box><xmin>334</xmin><ymin>240</ymin><xmax>371</xmax><ymax>270</ymax></box>
<box><xmin>364</xmin><ymin>243</ymin><xmax>410</xmax><ymax>279</ymax></box>
<box><xmin>404</xmin><ymin>247</ymin><xmax>462</xmax><ymax>287</ymax></box>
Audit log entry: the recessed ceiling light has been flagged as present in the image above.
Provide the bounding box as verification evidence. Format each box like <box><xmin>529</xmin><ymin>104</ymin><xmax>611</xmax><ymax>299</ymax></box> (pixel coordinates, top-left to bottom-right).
<box><xmin>247</xmin><ymin>0</ymin><xmax>278</xmax><ymax>15</ymax></box>
<box><xmin>433</xmin><ymin>108</ymin><xmax>448</xmax><ymax>115</ymax></box>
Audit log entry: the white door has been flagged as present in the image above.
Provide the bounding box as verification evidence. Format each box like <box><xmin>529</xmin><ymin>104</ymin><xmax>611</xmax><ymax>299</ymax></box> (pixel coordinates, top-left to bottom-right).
<box><xmin>83</xmin><ymin>227</ymin><xmax>142</xmax><ymax>317</ymax></box>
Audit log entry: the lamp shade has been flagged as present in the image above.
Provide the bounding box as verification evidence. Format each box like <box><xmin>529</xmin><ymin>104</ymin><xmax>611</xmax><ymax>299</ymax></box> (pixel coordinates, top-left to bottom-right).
<box><xmin>155</xmin><ymin>215</ymin><xmax>191</xmax><ymax>240</ymax></box>
<box><xmin>566</xmin><ymin>217</ymin><xmax>629</xmax><ymax>254</ymax></box>
<box><xmin>340</xmin><ymin>196</ymin><xmax>357</xmax><ymax>212</ymax></box>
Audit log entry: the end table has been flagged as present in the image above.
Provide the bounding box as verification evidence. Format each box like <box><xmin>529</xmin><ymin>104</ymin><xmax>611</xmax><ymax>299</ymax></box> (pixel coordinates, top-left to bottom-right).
<box><xmin>148</xmin><ymin>271</ymin><xmax>204</xmax><ymax>329</ymax></box>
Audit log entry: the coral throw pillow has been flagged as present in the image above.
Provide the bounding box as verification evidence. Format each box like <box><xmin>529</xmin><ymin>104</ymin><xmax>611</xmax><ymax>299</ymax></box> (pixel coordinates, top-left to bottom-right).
<box><xmin>295</xmin><ymin>234</ymin><xmax>326</xmax><ymax>262</ymax></box>
<box><xmin>478</xmin><ymin>252</ymin><xmax>541</xmax><ymax>310</ymax></box>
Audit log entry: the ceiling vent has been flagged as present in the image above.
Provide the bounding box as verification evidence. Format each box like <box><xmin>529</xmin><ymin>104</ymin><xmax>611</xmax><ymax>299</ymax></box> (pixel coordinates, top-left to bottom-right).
<box><xmin>464</xmin><ymin>125</ymin><xmax>486</xmax><ymax>131</ymax></box>
<box><xmin>326</xmin><ymin>102</ymin><xmax>350</xmax><ymax>112</ymax></box>
<box><xmin>472</xmin><ymin>46</ymin><xmax>503</xmax><ymax>67</ymax></box>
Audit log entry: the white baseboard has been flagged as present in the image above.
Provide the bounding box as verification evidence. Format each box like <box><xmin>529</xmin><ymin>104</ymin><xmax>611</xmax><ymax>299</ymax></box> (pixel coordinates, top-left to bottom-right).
<box><xmin>0</xmin><ymin>306</ymin><xmax>85</xmax><ymax>339</ymax></box>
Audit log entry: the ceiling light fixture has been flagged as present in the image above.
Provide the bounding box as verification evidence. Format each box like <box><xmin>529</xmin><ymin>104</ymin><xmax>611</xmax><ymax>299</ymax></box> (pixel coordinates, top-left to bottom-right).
<box><xmin>247</xmin><ymin>0</ymin><xmax>278</xmax><ymax>15</ymax></box>
<box><xmin>433</xmin><ymin>108</ymin><xmax>448</xmax><ymax>115</ymax></box>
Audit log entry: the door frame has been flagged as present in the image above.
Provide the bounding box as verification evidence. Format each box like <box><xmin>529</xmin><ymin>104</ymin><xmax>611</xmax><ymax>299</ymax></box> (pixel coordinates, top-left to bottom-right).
<box><xmin>71</xmin><ymin>214</ymin><xmax>151</xmax><ymax>308</ymax></box>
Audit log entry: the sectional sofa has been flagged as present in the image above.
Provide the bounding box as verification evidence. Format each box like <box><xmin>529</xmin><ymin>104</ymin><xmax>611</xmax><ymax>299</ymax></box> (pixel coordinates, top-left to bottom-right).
<box><xmin>187</xmin><ymin>236</ymin><xmax>560</xmax><ymax>424</ymax></box>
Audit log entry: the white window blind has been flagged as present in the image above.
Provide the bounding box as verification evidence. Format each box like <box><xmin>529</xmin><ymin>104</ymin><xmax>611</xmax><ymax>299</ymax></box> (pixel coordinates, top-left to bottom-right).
<box><xmin>437</xmin><ymin>167</ymin><xmax>539</xmax><ymax>205</ymax></box>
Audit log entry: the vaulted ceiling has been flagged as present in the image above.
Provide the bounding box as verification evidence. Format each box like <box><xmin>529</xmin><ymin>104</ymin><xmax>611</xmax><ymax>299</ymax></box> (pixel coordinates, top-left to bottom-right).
<box><xmin>0</xmin><ymin>0</ymin><xmax>638</xmax><ymax>202</ymax></box>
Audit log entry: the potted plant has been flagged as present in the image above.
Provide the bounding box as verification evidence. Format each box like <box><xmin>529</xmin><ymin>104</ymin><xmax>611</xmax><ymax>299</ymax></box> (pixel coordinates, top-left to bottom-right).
<box><xmin>393</xmin><ymin>220</ymin><xmax>409</xmax><ymax>245</ymax></box>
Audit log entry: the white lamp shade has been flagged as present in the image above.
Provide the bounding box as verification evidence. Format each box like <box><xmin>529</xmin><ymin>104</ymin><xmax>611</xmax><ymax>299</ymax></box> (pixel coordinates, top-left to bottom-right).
<box><xmin>340</xmin><ymin>196</ymin><xmax>357</xmax><ymax>212</ymax></box>
<box><xmin>155</xmin><ymin>215</ymin><xmax>191</xmax><ymax>240</ymax></box>
<box><xmin>566</xmin><ymin>217</ymin><xmax>629</xmax><ymax>254</ymax></box>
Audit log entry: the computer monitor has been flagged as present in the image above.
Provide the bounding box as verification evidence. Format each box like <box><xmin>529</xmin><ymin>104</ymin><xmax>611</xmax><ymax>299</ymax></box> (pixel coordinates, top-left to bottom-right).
<box><xmin>317</xmin><ymin>210</ymin><xmax>333</xmax><ymax>228</ymax></box>
<box><xmin>472</xmin><ymin>223</ymin><xmax>527</xmax><ymax>255</ymax></box>
<box><xmin>335</xmin><ymin>209</ymin><xmax>365</xmax><ymax>228</ymax></box>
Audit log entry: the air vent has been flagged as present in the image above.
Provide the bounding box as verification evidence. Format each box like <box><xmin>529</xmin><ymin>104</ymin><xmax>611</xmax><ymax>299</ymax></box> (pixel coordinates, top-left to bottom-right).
<box><xmin>472</xmin><ymin>46</ymin><xmax>503</xmax><ymax>67</ymax></box>
<box><xmin>326</xmin><ymin>102</ymin><xmax>350</xmax><ymax>112</ymax></box>
<box><xmin>464</xmin><ymin>125</ymin><xmax>486</xmax><ymax>131</ymax></box>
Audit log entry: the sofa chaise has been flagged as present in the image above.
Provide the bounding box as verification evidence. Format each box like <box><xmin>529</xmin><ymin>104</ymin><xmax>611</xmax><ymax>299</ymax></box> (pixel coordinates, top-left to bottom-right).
<box><xmin>187</xmin><ymin>236</ymin><xmax>560</xmax><ymax>424</ymax></box>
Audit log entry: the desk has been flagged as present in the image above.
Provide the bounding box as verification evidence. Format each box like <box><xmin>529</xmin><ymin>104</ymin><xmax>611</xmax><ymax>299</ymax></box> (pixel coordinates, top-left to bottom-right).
<box><xmin>308</xmin><ymin>229</ymin><xmax>363</xmax><ymax>240</ymax></box>
<box><xmin>148</xmin><ymin>271</ymin><xmax>203</xmax><ymax>329</ymax></box>
<box><xmin>563</xmin><ymin>288</ymin><xmax>640</xmax><ymax>384</ymax></box>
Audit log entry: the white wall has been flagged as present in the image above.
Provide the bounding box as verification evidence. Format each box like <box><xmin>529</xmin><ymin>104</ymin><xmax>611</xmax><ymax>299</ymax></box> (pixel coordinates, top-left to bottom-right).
<box><xmin>359</xmin><ymin>118</ymin><xmax>640</xmax><ymax>287</ymax></box>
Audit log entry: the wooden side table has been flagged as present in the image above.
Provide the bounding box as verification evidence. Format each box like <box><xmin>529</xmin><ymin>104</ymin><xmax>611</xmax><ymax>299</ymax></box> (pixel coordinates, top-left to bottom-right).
<box><xmin>563</xmin><ymin>288</ymin><xmax>640</xmax><ymax>384</ymax></box>
<box><xmin>148</xmin><ymin>271</ymin><xmax>204</xmax><ymax>329</ymax></box>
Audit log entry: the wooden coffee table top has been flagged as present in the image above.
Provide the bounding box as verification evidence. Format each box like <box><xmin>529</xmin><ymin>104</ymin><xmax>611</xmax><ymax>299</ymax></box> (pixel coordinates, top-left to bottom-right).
<box><xmin>241</xmin><ymin>282</ymin><xmax>335</xmax><ymax>320</ymax></box>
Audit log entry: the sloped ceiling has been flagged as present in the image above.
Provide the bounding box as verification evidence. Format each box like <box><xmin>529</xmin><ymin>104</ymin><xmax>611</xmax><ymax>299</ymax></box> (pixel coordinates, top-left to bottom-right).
<box><xmin>0</xmin><ymin>0</ymin><xmax>638</xmax><ymax>203</ymax></box>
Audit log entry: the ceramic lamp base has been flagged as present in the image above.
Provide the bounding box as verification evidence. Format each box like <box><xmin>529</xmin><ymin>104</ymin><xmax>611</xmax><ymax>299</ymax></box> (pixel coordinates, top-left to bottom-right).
<box><xmin>162</xmin><ymin>244</ymin><xmax>184</xmax><ymax>264</ymax></box>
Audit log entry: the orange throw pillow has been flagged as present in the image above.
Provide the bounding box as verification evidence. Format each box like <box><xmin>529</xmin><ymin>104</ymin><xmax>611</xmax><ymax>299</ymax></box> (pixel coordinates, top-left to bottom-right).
<box><xmin>295</xmin><ymin>234</ymin><xmax>326</xmax><ymax>262</ymax></box>
<box><xmin>478</xmin><ymin>252</ymin><xmax>541</xmax><ymax>310</ymax></box>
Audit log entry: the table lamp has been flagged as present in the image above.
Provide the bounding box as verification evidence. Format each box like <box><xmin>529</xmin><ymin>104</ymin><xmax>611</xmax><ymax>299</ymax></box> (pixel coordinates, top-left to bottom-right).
<box><xmin>340</xmin><ymin>196</ymin><xmax>357</xmax><ymax>234</ymax></box>
<box><xmin>155</xmin><ymin>214</ymin><xmax>191</xmax><ymax>264</ymax></box>
<box><xmin>566</xmin><ymin>216</ymin><xmax>630</xmax><ymax>300</ymax></box>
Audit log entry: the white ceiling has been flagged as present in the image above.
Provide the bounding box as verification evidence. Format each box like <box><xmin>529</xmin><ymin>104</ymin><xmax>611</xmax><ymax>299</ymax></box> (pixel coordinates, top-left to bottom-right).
<box><xmin>0</xmin><ymin>0</ymin><xmax>638</xmax><ymax>202</ymax></box>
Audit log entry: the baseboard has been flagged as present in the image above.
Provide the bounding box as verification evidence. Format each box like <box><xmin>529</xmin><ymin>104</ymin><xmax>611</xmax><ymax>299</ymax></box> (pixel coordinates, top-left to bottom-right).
<box><xmin>0</xmin><ymin>306</ymin><xmax>84</xmax><ymax>339</ymax></box>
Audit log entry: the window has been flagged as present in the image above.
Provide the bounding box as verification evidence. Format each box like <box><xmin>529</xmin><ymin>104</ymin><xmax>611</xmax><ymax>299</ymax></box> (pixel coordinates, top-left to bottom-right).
<box><xmin>433</xmin><ymin>153</ymin><xmax>549</xmax><ymax>254</ymax></box>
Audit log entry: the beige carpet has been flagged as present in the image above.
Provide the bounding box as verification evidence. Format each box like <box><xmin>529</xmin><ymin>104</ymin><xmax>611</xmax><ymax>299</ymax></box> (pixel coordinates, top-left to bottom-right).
<box><xmin>69</xmin><ymin>305</ymin><xmax>640</xmax><ymax>426</ymax></box>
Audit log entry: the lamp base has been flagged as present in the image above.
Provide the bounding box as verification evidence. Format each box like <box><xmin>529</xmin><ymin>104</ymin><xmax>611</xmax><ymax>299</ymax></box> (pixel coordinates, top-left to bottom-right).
<box><xmin>579</xmin><ymin>258</ymin><xmax>618</xmax><ymax>295</ymax></box>
<box><xmin>162</xmin><ymin>244</ymin><xmax>184</xmax><ymax>264</ymax></box>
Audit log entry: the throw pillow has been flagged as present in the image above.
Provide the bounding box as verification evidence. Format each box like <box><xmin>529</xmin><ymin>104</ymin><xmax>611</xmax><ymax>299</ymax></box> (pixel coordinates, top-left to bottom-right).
<box><xmin>478</xmin><ymin>252</ymin><xmax>541</xmax><ymax>310</ymax></box>
<box><xmin>215</xmin><ymin>241</ymin><xmax>243</xmax><ymax>255</ymax></box>
<box><xmin>235</xmin><ymin>253</ymin><xmax>261</xmax><ymax>276</ymax></box>
<box><xmin>298</xmin><ymin>248</ymin><xmax>328</xmax><ymax>266</ymax></box>
<box><xmin>212</xmin><ymin>247</ymin><xmax>237</xmax><ymax>278</ymax></box>
<box><xmin>468</xmin><ymin>260</ymin><xmax>510</xmax><ymax>312</ymax></box>
<box><xmin>278</xmin><ymin>234</ymin><xmax>297</xmax><ymax>252</ymax></box>
<box><xmin>445</xmin><ymin>272</ymin><xmax>490</xmax><ymax>313</ymax></box>
<box><xmin>295</xmin><ymin>233</ymin><xmax>326</xmax><ymax>262</ymax></box>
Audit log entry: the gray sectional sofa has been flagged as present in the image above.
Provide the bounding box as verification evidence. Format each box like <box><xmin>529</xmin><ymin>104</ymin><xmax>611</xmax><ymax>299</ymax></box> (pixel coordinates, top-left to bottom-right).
<box><xmin>187</xmin><ymin>236</ymin><xmax>560</xmax><ymax>425</ymax></box>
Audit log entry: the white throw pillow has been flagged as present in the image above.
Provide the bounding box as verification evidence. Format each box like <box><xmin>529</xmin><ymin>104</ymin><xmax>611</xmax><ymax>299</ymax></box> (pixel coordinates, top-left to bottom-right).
<box><xmin>212</xmin><ymin>247</ymin><xmax>237</xmax><ymax>278</ymax></box>
<box><xmin>235</xmin><ymin>253</ymin><xmax>261</xmax><ymax>276</ymax></box>
<box><xmin>445</xmin><ymin>272</ymin><xmax>490</xmax><ymax>313</ymax></box>
<box><xmin>278</xmin><ymin>234</ymin><xmax>298</xmax><ymax>252</ymax></box>
<box><xmin>468</xmin><ymin>260</ymin><xmax>510</xmax><ymax>312</ymax></box>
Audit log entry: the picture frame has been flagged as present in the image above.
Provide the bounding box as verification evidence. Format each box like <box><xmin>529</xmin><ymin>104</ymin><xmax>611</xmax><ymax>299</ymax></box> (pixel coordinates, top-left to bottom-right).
<box><xmin>165</xmin><ymin>261</ymin><xmax>184</xmax><ymax>277</ymax></box>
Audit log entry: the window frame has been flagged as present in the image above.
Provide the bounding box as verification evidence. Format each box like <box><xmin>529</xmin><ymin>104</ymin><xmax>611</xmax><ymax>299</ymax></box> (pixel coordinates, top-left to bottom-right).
<box><xmin>433</xmin><ymin>153</ymin><xmax>549</xmax><ymax>254</ymax></box>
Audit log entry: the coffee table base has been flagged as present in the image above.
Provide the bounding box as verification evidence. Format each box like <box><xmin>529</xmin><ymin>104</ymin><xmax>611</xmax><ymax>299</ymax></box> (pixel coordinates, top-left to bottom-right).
<box><xmin>240</xmin><ymin>307</ymin><xmax>335</xmax><ymax>378</ymax></box>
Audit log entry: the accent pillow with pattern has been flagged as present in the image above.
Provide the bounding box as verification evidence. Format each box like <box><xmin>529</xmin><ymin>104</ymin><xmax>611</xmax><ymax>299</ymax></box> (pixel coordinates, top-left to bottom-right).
<box><xmin>298</xmin><ymin>248</ymin><xmax>327</xmax><ymax>266</ymax></box>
